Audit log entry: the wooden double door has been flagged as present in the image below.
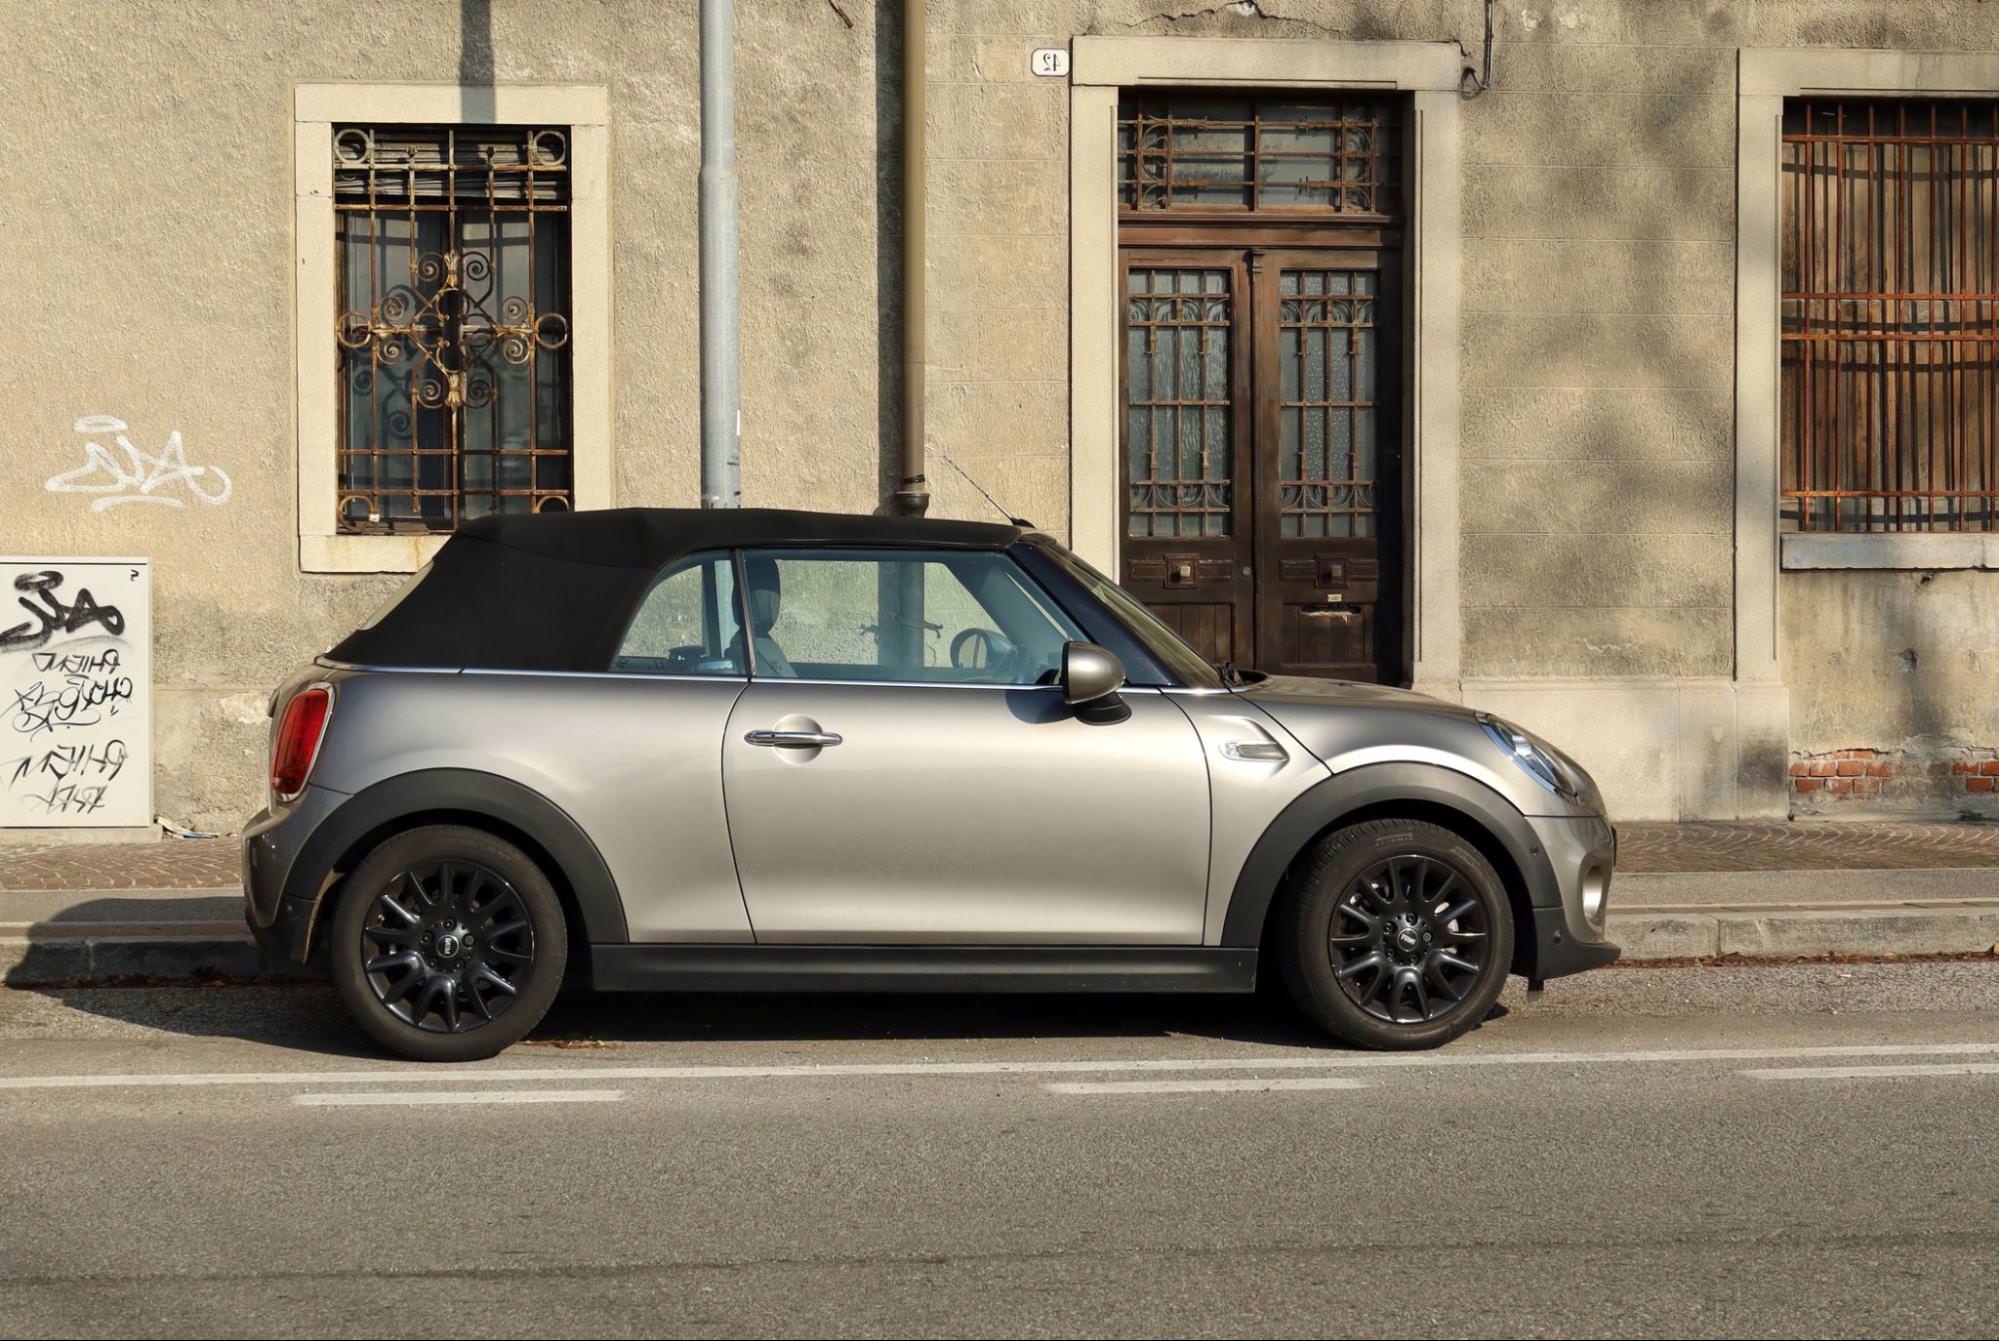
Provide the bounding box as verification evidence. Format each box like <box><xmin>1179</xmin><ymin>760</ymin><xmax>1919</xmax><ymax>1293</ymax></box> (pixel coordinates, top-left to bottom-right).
<box><xmin>1119</xmin><ymin>247</ymin><xmax>1404</xmax><ymax>683</ymax></box>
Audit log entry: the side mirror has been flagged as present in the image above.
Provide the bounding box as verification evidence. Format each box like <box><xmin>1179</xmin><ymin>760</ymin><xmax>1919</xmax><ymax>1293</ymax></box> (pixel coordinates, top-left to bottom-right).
<box><xmin>1060</xmin><ymin>641</ymin><xmax>1126</xmax><ymax>707</ymax></box>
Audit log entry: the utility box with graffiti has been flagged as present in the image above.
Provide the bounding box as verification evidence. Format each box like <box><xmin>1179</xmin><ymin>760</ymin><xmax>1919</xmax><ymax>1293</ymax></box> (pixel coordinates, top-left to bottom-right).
<box><xmin>1</xmin><ymin>558</ymin><xmax>151</xmax><ymax>828</ymax></box>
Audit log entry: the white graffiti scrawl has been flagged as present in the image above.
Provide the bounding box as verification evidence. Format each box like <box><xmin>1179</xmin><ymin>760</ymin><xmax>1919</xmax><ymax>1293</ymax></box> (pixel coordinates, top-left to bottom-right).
<box><xmin>44</xmin><ymin>415</ymin><xmax>232</xmax><ymax>511</ymax></box>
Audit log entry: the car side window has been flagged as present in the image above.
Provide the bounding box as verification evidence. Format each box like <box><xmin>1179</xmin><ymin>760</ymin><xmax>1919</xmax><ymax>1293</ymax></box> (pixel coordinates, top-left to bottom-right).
<box><xmin>737</xmin><ymin>548</ymin><xmax>1083</xmax><ymax>686</ymax></box>
<box><xmin>612</xmin><ymin>553</ymin><xmax>746</xmax><ymax>675</ymax></box>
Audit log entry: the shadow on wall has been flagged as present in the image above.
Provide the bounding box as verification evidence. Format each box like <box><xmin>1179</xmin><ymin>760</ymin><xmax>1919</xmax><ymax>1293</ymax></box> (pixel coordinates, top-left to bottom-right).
<box><xmin>874</xmin><ymin>4</ymin><xmax>903</xmax><ymax>511</ymax></box>
<box><xmin>461</xmin><ymin>0</ymin><xmax>494</xmax><ymax>122</ymax></box>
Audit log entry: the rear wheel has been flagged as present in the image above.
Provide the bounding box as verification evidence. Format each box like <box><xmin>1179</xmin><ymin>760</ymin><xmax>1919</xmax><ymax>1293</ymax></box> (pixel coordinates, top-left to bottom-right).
<box><xmin>1278</xmin><ymin>819</ymin><xmax>1513</xmax><ymax>1051</ymax></box>
<box><xmin>329</xmin><ymin>826</ymin><xmax>567</xmax><ymax>1062</ymax></box>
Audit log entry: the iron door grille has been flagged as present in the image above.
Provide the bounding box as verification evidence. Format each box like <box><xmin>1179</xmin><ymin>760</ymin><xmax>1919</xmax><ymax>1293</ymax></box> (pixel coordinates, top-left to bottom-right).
<box><xmin>1781</xmin><ymin>100</ymin><xmax>1999</xmax><ymax>532</ymax></box>
<box><xmin>1126</xmin><ymin>267</ymin><xmax>1236</xmax><ymax>537</ymax></box>
<box><xmin>334</xmin><ymin>125</ymin><xmax>574</xmax><ymax>534</ymax></box>
<box><xmin>1117</xmin><ymin>92</ymin><xmax>1400</xmax><ymax>216</ymax></box>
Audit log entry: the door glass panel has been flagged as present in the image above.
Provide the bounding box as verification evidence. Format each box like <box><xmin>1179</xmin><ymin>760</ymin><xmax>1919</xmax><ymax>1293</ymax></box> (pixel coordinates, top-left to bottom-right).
<box><xmin>1279</xmin><ymin>269</ymin><xmax>1380</xmax><ymax>538</ymax></box>
<box><xmin>612</xmin><ymin>553</ymin><xmax>744</xmax><ymax>675</ymax></box>
<box><xmin>1125</xmin><ymin>267</ymin><xmax>1232</xmax><ymax>538</ymax></box>
<box><xmin>738</xmin><ymin>549</ymin><xmax>1083</xmax><ymax>686</ymax></box>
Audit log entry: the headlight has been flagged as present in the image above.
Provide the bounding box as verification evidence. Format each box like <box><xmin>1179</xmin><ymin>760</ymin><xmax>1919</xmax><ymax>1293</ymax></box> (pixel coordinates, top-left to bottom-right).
<box><xmin>1477</xmin><ymin>713</ymin><xmax>1579</xmax><ymax>799</ymax></box>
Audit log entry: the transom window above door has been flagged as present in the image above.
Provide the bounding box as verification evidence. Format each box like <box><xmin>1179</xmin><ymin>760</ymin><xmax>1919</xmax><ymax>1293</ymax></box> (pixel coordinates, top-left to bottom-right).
<box><xmin>1117</xmin><ymin>91</ymin><xmax>1401</xmax><ymax>214</ymax></box>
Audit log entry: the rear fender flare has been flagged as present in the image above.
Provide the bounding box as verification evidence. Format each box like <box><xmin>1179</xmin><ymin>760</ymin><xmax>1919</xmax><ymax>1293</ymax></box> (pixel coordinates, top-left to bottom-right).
<box><xmin>283</xmin><ymin>768</ymin><xmax>628</xmax><ymax>949</ymax></box>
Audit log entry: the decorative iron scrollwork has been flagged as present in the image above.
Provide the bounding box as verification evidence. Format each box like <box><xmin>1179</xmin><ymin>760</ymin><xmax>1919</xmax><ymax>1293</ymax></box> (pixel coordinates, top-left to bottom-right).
<box><xmin>332</xmin><ymin>125</ymin><xmax>574</xmax><ymax>534</ymax></box>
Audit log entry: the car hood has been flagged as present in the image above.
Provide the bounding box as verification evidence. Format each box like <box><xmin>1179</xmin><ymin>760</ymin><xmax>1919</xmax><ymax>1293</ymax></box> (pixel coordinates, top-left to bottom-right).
<box><xmin>1230</xmin><ymin>674</ymin><xmax>1602</xmax><ymax>817</ymax></box>
<box><xmin>1232</xmin><ymin>673</ymin><xmax>1480</xmax><ymax>720</ymax></box>
<box><xmin>1231</xmin><ymin>671</ymin><xmax>1607</xmax><ymax>819</ymax></box>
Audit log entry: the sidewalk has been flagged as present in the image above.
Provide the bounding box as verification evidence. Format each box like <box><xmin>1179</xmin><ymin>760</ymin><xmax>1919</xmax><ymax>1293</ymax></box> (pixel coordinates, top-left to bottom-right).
<box><xmin>3</xmin><ymin>823</ymin><xmax>1998</xmax><ymax>984</ymax></box>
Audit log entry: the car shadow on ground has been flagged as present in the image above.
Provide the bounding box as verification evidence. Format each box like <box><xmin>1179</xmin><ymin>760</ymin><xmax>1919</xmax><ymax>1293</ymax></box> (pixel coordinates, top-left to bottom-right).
<box><xmin>7</xmin><ymin>897</ymin><xmax>1505</xmax><ymax>1056</ymax></box>
<box><xmin>17</xmin><ymin>973</ymin><xmax>1509</xmax><ymax>1059</ymax></box>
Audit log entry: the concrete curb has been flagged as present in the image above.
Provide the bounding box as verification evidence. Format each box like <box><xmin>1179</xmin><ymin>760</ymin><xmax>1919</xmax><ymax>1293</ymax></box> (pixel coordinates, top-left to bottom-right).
<box><xmin>0</xmin><ymin>931</ymin><xmax>315</xmax><ymax>984</ymax></box>
<box><xmin>1609</xmin><ymin>905</ymin><xmax>1999</xmax><ymax>961</ymax></box>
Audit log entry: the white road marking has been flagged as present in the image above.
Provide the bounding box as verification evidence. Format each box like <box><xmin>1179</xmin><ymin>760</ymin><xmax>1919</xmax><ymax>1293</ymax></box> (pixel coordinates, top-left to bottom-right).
<box><xmin>4</xmin><ymin>1042</ymin><xmax>1999</xmax><ymax>1094</ymax></box>
<box><xmin>1045</xmin><ymin>1078</ymin><xmax>1370</xmax><ymax>1095</ymax></box>
<box><xmin>294</xmin><ymin>1089</ymin><xmax>625</xmax><ymax>1108</ymax></box>
<box><xmin>1740</xmin><ymin>1063</ymin><xmax>1999</xmax><ymax>1082</ymax></box>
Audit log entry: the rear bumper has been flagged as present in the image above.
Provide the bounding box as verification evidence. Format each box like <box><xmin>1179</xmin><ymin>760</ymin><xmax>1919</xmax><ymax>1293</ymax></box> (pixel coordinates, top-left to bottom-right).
<box><xmin>242</xmin><ymin>784</ymin><xmax>348</xmax><ymax>963</ymax></box>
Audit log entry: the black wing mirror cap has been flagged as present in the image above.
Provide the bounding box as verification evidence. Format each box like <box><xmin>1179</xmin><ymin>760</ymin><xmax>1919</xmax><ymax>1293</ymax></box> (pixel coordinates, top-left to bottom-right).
<box><xmin>1061</xmin><ymin>641</ymin><xmax>1126</xmax><ymax>707</ymax></box>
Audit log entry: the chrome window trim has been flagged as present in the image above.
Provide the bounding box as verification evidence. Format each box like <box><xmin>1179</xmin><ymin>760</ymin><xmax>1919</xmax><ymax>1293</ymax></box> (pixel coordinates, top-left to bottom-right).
<box><xmin>467</xmin><ymin>667</ymin><xmax>752</xmax><ymax>683</ymax></box>
<box><xmin>745</xmin><ymin>677</ymin><xmax>1166</xmax><ymax>694</ymax></box>
<box><xmin>314</xmin><ymin>659</ymin><xmax>460</xmax><ymax>675</ymax></box>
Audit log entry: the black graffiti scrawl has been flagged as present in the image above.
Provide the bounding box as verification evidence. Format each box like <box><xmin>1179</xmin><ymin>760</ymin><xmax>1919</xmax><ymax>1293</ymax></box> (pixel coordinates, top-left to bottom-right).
<box><xmin>1</xmin><ymin>560</ymin><xmax>148</xmax><ymax>827</ymax></box>
<box><xmin>0</xmin><ymin>571</ymin><xmax>124</xmax><ymax>653</ymax></box>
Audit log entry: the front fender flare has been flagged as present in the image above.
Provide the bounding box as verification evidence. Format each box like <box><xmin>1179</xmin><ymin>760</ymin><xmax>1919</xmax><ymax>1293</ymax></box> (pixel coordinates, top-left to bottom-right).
<box><xmin>1218</xmin><ymin>762</ymin><xmax>1559</xmax><ymax>949</ymax></box>
<box><xmin>281</xmin><ymin>768</ymin><xmax>629</xmax><ymax>951</ymax></box>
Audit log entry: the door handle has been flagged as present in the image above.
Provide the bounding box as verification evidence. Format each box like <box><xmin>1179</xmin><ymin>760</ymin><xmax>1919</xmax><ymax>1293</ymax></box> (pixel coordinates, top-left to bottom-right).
<box><xmin>745</xmin><ymin>729</ymin><xmax>843</xmax><ymax>748</ymax></box>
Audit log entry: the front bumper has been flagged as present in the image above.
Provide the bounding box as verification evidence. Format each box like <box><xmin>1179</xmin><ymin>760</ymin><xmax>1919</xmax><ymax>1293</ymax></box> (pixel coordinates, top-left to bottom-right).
<box><xmin>242</xmin><ymin>784</ymin><xmax>348</xmax><ymax>963</ymax></box>
<box><xmin>1520</xmin><ymin>812</ymin><xmax>1620</xmax><ymax>980</ymax></box>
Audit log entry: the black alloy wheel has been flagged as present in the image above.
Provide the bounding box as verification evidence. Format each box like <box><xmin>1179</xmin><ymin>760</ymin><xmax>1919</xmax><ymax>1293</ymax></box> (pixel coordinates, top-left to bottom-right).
<box><xmin>359</xmin><ymin>859</ymin><xmax>535</xmax><ymax>1034</ymax></box>
<box><xmin>1328</xmin><ymin>854</ymin><xmax>1489</xmax><ymax>1025</ymax></box>
<box><xmin>1279</xmin><ymin>818</ymin><xmax>1514</xmax><ymax>1051</ymax></box>
<box><xmin>330</xmin><ymin>825</ymin><xmax>568</xmax><ymax>1062</ymax></box>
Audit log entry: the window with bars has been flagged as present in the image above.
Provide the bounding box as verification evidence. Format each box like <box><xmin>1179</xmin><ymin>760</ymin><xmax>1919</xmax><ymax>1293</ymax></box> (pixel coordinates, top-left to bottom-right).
<box><xmin>1278</xmin><ymin>270</ymin><xmax>1380</xmax><ymax>538</ymax></box>
<box><xmin>1126</xmin><ymin>268</ymin><xmax>1233</xmax><ymax>538</ymax></box>
<box><xmin>334</xmin><ymin>125</ymin><xmax>573</xmax><ymax>534</ymax></box>
<box><xmin>1117</xmin><ymin>92</ymin><xmax>1399</xmax><ymax>214</ymax></box>
<box><xmin>1781</xmin><ymin>99</ymin><xmax>1999</xmax><ymax>532</ymax></box>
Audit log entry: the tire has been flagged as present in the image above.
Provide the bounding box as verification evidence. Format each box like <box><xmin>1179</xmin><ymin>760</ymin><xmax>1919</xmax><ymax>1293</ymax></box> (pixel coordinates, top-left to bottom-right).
<box><xmin>1277</xmin><ymin>819</ymin><xmax>1514</xmax><ymax>1051</ymax></box>
<box><xmin>329</xmin><ymin>825</ymin><xmax>568</xmax><ymax>1062</ymax></box>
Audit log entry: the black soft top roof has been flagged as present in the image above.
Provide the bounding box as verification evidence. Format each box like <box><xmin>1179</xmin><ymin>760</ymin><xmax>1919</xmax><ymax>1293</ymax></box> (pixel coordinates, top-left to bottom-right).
<box><xmin>326</xmin><ymin>508</ymin><xmax>1026</xmax><ymax>673</ymax></box>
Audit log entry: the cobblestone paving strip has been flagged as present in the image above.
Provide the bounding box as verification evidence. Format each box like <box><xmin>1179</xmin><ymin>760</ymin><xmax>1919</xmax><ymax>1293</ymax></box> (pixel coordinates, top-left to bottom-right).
<box><xmin>1618</xmin><ymin>821</ymin><xmax>1999</xmax><ymax>873</ymax></box>
<box><xmin>0</xmin><ymin>841</ymin><xmax>239</xmax><ymax>892</ymax></box>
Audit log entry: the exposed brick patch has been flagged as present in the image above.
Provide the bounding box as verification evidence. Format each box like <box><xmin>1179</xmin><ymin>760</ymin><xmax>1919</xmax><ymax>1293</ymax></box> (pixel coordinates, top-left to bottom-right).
<box><xmin>1790</xmin><ymin>745</ymin><xmax>1999</xmax><ymax>816</ymax></box>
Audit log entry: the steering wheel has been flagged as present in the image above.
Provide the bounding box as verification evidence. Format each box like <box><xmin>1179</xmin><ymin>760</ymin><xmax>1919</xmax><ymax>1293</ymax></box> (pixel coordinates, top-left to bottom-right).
<box><xmin>950</xmin><ymin>627</ymin><xmax>1015</xmax><ymax>672</ymax></box>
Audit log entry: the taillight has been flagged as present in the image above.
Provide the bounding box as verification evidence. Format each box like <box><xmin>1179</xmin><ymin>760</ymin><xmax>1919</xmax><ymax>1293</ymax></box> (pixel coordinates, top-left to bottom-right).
<box><xmin>270</xmin><ymin>685</ymin><xmax>333</xmax><ymax>801</ymax></box>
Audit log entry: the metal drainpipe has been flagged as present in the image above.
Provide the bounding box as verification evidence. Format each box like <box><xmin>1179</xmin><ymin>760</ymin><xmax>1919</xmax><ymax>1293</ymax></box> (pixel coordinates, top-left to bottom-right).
<box><xmin>699</xmin><ymin>0</ymin><xmax>742</xmax><ymax>508</ymax></box>
<box><xmin>888</xmin><ymin>0</ymin><xmax>931</xmax><ymax>517</ymax></box>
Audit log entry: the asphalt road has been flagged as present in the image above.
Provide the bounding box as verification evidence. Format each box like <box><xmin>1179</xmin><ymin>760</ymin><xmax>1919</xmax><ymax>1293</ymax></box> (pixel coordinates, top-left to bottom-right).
<box><xmin>2</xmin><ymin>962</ymin><xmax>1997</xmax><ymax>1339</ymax></box>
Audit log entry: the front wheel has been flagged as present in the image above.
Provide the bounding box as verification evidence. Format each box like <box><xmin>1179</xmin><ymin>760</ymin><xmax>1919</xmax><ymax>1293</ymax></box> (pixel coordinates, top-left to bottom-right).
<box><xmin>329</xmin><ymin>826</ymin><xmax>568</xmax><ymax>1062</ymax></box>
<box><xmin>1278</xmin><ymin>819</ymin><xmax>1513</xmax><ymax>1051</ymax></box>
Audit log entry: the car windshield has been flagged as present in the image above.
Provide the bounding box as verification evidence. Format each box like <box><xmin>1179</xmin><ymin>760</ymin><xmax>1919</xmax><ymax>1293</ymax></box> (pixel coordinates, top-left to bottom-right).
<box><xmin>1038</xmin><ymin>545</ymin><xmax>1226</xmax><ymax>690</ymax></box>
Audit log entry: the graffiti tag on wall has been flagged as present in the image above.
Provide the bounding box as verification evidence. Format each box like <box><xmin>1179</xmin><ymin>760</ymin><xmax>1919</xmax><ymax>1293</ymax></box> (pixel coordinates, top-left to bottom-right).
<box><xmin>1</xmin><ymin>560</ymin><xmax>151</xmax><ymax>828</ymax></box>
<box><xmin>45</xmin><ymin>416</ymin><xmax>231</xmax><ymax>511</ymax></box>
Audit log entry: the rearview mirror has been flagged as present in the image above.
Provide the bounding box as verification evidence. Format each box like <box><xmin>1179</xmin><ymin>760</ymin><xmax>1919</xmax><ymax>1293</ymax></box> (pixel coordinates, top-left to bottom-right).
<box><xmin>1060</xmin><ymin>641</ymin><xmax>1126</xmax><ymax>707</ymax></box>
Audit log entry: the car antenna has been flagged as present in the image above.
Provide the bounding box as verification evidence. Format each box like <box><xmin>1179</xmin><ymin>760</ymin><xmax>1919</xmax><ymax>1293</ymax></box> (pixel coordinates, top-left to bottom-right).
<box><xmin>937</xmin><ymin>451</ymin><xmax>1034</xmax><ymax>529</ymax></box>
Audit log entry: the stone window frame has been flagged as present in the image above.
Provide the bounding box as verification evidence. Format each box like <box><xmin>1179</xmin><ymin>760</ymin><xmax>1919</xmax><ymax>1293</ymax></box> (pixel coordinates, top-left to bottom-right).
<box><xmin>293</xmin><ymin>84</ymin><xmax>612</xmax><ymax>574</ymax></box>
<box><xmin>1736</xmin><ymin>50</ymin><xmax>1999</xmax><ymax>637</ymax></box>
<box><xmin>1067</xmin><ymin>38</ymin><xmax>1465</xmax><ymax>693</ymax></box>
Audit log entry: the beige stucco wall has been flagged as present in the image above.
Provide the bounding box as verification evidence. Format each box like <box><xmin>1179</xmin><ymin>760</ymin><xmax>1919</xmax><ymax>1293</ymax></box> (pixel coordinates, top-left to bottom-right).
<box><xmin>1783</xmin><ymin>571</ymin><xmax>1999</xmax><ymax>817</ymax></box>
<box><xmin>2</xmin><ymin>0</ymin><xmax>1996</xmax><ymax>829</ymax></box>
<box><xmin>2</xmin><ymin>1</ymin><xmax>895</xmax><ymax>828</ymax></box>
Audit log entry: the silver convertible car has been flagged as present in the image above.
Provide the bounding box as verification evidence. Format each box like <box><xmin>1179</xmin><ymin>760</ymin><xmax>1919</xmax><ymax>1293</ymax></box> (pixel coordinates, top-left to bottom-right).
<box><xmin>244</xmin><ymin>509</ymin><xmax>1617</xmax><ymax>1061</ymax></box>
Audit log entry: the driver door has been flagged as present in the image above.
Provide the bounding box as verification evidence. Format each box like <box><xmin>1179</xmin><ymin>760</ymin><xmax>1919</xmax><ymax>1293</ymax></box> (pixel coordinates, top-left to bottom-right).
<box><xmin>719</xmin><ymin>547</ymin><xmax>1212</xmax><ymax>944</ymax></box>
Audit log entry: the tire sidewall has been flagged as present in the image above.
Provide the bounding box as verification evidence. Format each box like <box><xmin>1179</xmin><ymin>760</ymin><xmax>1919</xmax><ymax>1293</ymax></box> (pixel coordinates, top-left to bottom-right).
<box><xmin>329</xmin><ymin>825</ymin><xmax>568</xmax><ymax>1063</ymax></box>
<box><xmin>1281</xmin><ymin>820</ymin><xmax>1514</xmax><ymax>1050</ymax></box>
